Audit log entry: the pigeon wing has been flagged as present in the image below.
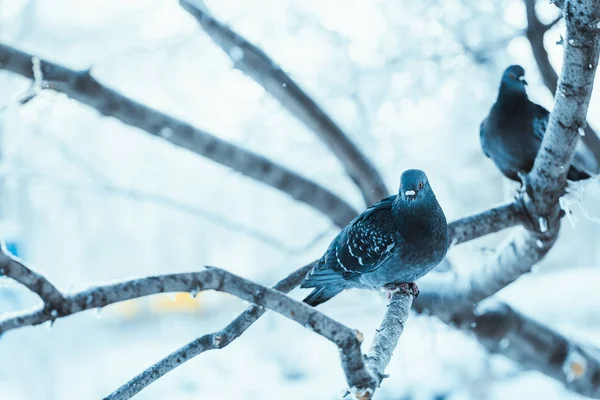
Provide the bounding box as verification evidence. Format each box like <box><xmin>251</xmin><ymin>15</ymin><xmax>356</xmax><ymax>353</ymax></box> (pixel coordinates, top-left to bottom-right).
<box><xmin>335</xmin><ymin>195</ymin><xmax>398</xmax><ymax>276</ymax></box>
<box><xmin>302</xmin><ymin>195</ymin><xmax>398</xmax><ymax>289</ymax></box>
<box><xmin>531</xmin><ymin>103</ymin><xmax>550</xmax><ymax>142</ymax></box>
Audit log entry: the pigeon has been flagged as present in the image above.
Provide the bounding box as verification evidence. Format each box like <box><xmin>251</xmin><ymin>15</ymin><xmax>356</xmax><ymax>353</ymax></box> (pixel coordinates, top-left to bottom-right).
<box><xmin>480</xmin><ymin>65</ymin><xmax>591</xmax><ymax>182</ymax></box>
<box><xmin>301</xmin><ymin>169</ymin><xmax>449</xmax><ymax>306</ymax></box>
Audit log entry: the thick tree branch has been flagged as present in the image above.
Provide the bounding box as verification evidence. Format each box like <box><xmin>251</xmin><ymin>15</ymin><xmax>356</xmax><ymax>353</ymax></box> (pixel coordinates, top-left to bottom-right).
<box><xmin>528</xmin><ymin>0</ymin><xmax>600</xmax><ymax>216</ymax></box>
<box><xmin>417</xmin><ymin>226</ymin><xmax>558</xmax><ymax>315</ymax></box>
<box><xmin>0</xmin><ymin>43</ymin><xmax>358</xmax><ymax>228</ymax></box>
<box><xmin>0</xmin><ymin>243</ymin><xmax>65</xmax><ymax>313</ymax></box>
<box><xmin>448</xmin><ymin>201</ymin><xmax>524</xmax><ymax>245</ymax></box>
<box><xmin>179</xmin><ymin>0</ymin><xmax>389</xmax><ymax>205</ymax></box>
<box><xmin>472</xmin><ymin>300</ymin><xmax>600</xmax><ymax>398</ymax></box>
<box><xmin>524</xmin><ymin>0</ymin><xmax>600</xmax><ymax>162</ymax></box>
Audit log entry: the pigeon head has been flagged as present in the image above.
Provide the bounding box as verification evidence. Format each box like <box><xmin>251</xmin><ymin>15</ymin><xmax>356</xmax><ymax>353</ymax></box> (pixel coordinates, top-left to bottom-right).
<box><xmin>399</xmin><ymin>169</ymin><xmax>432</xmax><ymax>203</ymax></box>
<box><xmin>500</xmin><ymin>65</ymin><xmax>527</xmax><ymax>95</ymax></box>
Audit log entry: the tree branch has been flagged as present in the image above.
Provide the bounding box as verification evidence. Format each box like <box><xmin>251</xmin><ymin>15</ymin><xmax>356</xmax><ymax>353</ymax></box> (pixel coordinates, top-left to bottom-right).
<box><xmin>0</xmin><ymin>260</ymin><xmax>413</xmax><ymax>399</ymax></box>
<box><xmin>543</xmin><ymin>15</ymin><xmax>564</xmax><ymax>32</ymax></box>
<box><xmin>528</xmin><ymin>0</ymin><xmax>600</xmax><ymax>215</ymax></box>
<box><xmin>179</xmin><ymin>0</ymin><xmax>389</xmax><ymax>205</ymax></box>
<box><xmin>362</xmin><ymin>292</ymin><xmax>413</xmax><ymax>393</ymax></box>
<box><xmin>1</xmin><ymin>266</ymin><xmax>386</xmax><ymax>395</ymax></box>
<box><xmin>524</xmin><ymin>0</ymin><xmax>600</xmax><ymax>163</ymax></box>
<box><xmin>471</xmin><ymin>300</ymin><xmax>600</xmax><ymax>398</ymax></box>
<box><xmin>0</xmin><ymin>43</ymin><xmax>358</xmax><ymax>229</ymax></box>
<box><xmin>101</xmin><ymin>203</ymin><xmax>526</xmax><ymax>399</ymax></box>
<box><xmin>0</xmin><ymin>243</ymin><xmax>65</xmax><ymax>313</ymax></box>
<box><xmin>104</xmin><ymin>263</ymin><xmax>313</xmax><ymax>400</ymax></box>
<box><xmin>448</xmin><ymin>201</ymin><xmax>524</xmax><ymax>246</ymax></box>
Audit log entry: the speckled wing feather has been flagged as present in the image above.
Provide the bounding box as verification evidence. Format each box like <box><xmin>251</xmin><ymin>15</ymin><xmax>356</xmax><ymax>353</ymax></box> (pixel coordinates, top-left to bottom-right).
<box><xmin>302</xmin><ymin>195</ymin><xmax>398</xmax><ymax>286</ymax></box>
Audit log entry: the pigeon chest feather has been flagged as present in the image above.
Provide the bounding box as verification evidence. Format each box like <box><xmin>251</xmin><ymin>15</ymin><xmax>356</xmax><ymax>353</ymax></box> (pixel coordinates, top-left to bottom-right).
<box><xmin>396</xmin><ymin>209</ymin><xmax>448</xmax><ymax>266</ymax></box>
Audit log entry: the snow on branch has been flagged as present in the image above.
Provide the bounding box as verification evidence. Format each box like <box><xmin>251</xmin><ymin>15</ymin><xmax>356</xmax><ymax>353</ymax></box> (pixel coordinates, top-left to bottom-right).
<box><xmin>179</xmin><ymin>0</ymin><xmax>389</xmax><ymax>205</ymax></box>
<box><xmin>0</xmin><ymin>243</ymin><xmax>65</xmax><ymax>313</ymax></box>
<box><xmin>0</xmin><ymin>43</ymin><xmax>358</xmax><ymax>229</ymax></box>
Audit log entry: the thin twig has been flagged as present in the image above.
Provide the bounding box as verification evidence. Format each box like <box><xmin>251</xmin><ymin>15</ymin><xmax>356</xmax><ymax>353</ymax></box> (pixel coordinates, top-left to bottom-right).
<box><xmin>0</xmin><ymin>243</ymin><xmax>65</xmax><ymax>313</ymax></box>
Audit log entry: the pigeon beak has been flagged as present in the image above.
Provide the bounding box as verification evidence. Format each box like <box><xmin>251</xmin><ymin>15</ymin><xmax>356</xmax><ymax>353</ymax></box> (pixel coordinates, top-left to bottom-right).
<box><xmin>518</xmin><ymin>76</ymin><xmax>528</xmax><ymax>85</ymax></box>
<box><xmin>404</xmin><ymin>190</ymin><xmax>416</xmax><ymax>201</ymax></box>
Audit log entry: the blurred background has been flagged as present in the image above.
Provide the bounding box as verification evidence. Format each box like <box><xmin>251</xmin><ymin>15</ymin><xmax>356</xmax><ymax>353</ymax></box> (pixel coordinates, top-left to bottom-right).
<box><xmin>1</xmin><ymin>0</ymin><xmax>600</xmax><ymax>399</ymax></box>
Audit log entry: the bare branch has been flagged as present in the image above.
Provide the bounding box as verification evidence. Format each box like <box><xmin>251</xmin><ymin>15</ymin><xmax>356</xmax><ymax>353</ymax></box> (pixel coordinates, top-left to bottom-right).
<box><xmin>179</xmin><ymin>0</ymin><xmax>389</xmax><ymax>205</ymax></box>
<box><xmin>528</xmin><ymin>0</ymin><xmax>600</xmax><ymax>216</ymax></box>
<box><xmin>524</xmin><ymin>0</ymin><xmax>600</xmax><ymax>163</ymax></box>
<box><xmin>417</xmin><ymin>227</ymin><xmax>558</xmax><ymax>314</ymax></box>
<box><xmin>1</xmin><ymin>262</ymin><xmax>410</xmax><ymax>399</ymax></box>
<box><xmin>543</xmin><ymin>14</ymin><xmax>564</xmax><ymax>32</ymax></box>
<box><xmin>0</xmin><ymin>43</ymin><xmax>358</xmax><ymax>228</ymax></box>
<box><xmin>105</xmin><ymin>264</ymin><xmax>313</xmax><ymax>400</ymax></box>
<box><xmin>363</xmin><ymin>292</ymin><xmax>413</xmax><ymax>392</ymax></box>
<box><xmin>551</xmin><ymin>0</ymin><xmax>565</xmax><ymax>11</ymax></box>
<box><xmin>471</xmin><ymin>300</ymin><xmax>600</xmax><ymax>398</ymax></box>
<box><xmin>448</xmin><ymin>201</ymin><xmax>524</xmax><ymax>246</ymax></box>
<box><xmin>0</xmin><ymin>243</ymin><xmax>65</xmax><ymax>312</ymax></box>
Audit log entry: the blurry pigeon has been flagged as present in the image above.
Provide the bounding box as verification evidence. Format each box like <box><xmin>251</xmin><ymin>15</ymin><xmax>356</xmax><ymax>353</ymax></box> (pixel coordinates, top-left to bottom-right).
<box><xmin>301</xmin><ymin>169</ymin><xmax>449</xmax><ymax>306</ymax></box>
<box><xmin>480</xmin><ymin>65</ymin><xmax>591</xmax><ymax>182</ymax></box>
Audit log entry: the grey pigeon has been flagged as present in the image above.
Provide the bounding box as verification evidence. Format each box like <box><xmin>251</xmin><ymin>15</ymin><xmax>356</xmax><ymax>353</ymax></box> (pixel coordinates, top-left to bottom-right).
<box><xmin>480</xmin><ymin>65</ymin><xmax>590</xmax><ymax>182</ymax></box>
<box><xmin>301</xmin><ymin>169</ymin><xmax>449</xmax><ymax>306</ymax></box>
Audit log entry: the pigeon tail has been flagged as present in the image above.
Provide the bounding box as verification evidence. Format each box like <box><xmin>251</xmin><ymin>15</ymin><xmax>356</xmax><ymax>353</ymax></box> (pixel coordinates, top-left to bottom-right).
<box><xmin>303</xmin><ymin>285</ymin><xmax>345</xmax><ymax>307</ymax></box>
<box><xmin>301</xmin><ymin>266</ymin><xmax>350</xmax><ymax>306</ymax></box>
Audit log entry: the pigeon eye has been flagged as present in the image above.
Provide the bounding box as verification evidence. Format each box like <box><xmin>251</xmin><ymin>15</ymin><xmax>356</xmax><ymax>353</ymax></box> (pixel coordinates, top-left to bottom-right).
<box><xmin>418</xmin><ymin>182</ymin><xmax>423</xmax><ymax>189</ymax></box>
<box><xmin>509</xmin><ymin>73</ymin><xmax>515</xmax><ymax>80</ymax></box>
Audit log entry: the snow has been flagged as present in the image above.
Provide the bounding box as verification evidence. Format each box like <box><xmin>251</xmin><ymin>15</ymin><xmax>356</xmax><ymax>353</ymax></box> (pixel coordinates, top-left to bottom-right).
<box><xmin>538</xmin><ymin>217</ymin><xmax>548</xmax><ymax>233</ymax></box>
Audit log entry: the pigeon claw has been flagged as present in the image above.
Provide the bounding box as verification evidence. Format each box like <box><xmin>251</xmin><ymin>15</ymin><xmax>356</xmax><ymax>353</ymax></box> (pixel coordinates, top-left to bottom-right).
<box><xmin>383</xmin><ymin>282</ymin><xmax>419</xmax><ymax>299</ymax></box>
